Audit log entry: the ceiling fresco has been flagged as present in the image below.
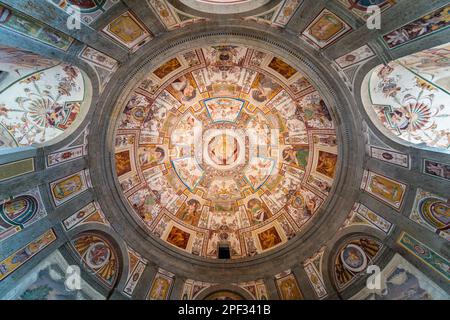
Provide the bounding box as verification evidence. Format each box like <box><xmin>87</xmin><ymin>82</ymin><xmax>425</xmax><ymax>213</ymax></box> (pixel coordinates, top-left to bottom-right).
<box><xmin>114</xmin><ymin>45</ymin><xmax>338</xmax><ymax>259</ymax></box>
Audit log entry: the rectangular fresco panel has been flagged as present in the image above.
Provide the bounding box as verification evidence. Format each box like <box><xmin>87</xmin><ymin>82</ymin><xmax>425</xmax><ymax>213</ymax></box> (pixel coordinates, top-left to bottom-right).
<box><xmin>79</xmin><ymin>46</ymin><xmax>119</xmax><ymax>72</ymax></box>
<box><xmin>275</xmin><ymin>270</ymin><xmax>303</xmax><ymax>300</ymax></box>
<box><xmin>0</xmin><ymin>249</ymin><xmax>104</xmax><ymax>300</ymax></box>
<box><xmin>351</xmin><ymin>253</ymin><xmax>449</xmax><ymax>300</ymax></box>
<box><xmin>0</xmin><ymin>187</ymin><xmax>47</xmax><ymax>242</ymax></box>
<box><xmin>0</xmin><ymin>158</ymin><xmax>34</xmax><ymax>181</ymax></box>
<box><xmin>360</xmin><ymin>170</ymin><xmax>406</xmax><ymax>210</ymax></box>
<box><xmin>0</xmin><ymin>229</ymin><xmax>56</xmax><ymax>281</ymax></box>
<box><xmin>398</xmin><ymin>232</ymin><xmax>450</xmax><ymax>281</ymax></box>
<box><xmin>335</xmin><ymin>45</ymin><xmax>375</xmax><ymax>69</ymax></box>
<box><xmin>147</xmin><ymin>269</ymin><xmax>174</xmax><ymax>300</ymax></box>
<box><xmin>370</xmin><ymin>146</ymin><xmax>409</xmax><ymax>168</ymax></box>
<box><xmin>410</xmin><ymin>189</ymin><xmax>449</xmax><ymax>241</ymax></box>
<box><xmin>301</xmin><ymin>9</ymin><xmax>351</xmax><ymax>49</ymax></box>
<box><xmin>50</xmin><ymin>170</ymin><xmax>90</xmax><ymax>206</ymax></box>
<box><xmin>423</xmin><ymin>159</ymin><xmax>450</xmax><ymax>181</ymax></box>
<box><xmin>47</xmin><ymin>147</ymin><xmax>84</xmax><ymax>167</ymax></box>
<box><xmin>102</xmin><ymin>11</ymin><xmax>153</xmax><ymax>52</ymax></box>
<box><xmin>383</xmin><ymin>5</ymin><xmax>450</xmax><ymax>49</ymax></box>
<box><xmin>0</xmin><ymin>5</ymin><xmax>74</xmax><ymax>51</ymax></box>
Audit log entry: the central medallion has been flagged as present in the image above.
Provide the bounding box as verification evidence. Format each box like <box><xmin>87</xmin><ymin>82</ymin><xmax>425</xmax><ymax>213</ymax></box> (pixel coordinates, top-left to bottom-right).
<box><xmin>203</xmin><ymin>129</ymin><xmax>245</xmax><ymax>170</ymax></box>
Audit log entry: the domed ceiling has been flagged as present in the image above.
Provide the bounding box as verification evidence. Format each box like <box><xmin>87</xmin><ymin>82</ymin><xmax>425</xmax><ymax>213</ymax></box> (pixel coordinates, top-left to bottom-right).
<box><xmin>114</xmin><ymin>45</ymin><xmax>338</xmax><ymax>259</ymax></box>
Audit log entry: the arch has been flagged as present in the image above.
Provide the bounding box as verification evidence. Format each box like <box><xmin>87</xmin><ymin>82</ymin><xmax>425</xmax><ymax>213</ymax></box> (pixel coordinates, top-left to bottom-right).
<box><xmin>361</xmin><ymin>42</ymin><xmax>450</xmax><ymax>153</ymax></box>
<box><xmin>0</xmin><ymin>46</ymin><xmax>93</xmax><ymax>149</ymax></box>
<box><xmin>194</xmin><ymin>284</ymin><xmax>255</xmax><ymax>300</ymax></box>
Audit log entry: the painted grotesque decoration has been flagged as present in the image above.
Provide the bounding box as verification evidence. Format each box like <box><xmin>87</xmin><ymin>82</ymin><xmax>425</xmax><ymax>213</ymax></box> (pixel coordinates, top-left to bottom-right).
<box><xmin>365</xmin><ymin>43</ymin><xmax>450</xmax><ymax>151</ymax></box>
<box><xmin>114</xmin><ymin>45</ymin><xmax>338</xmax><ymax>259</ymax></box>
<box><xmin>0</xmin><ymin>53</ymin><xmax>86</xmax><ymax>148</ymax></box>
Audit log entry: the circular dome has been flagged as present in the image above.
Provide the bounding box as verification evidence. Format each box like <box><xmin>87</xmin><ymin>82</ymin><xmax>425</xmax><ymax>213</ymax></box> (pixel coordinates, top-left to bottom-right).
<box><xmin>113</xmin><ymin>44</ymin><xmax>339</xmax><ymax>260</ymax></box>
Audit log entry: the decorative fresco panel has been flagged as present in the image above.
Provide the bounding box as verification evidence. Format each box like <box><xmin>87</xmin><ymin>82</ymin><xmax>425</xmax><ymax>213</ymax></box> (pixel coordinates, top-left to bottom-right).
<box><xmin>275</xmin><ymin>270</ymin><xmax>303</xmax><ymax>300</ymax></box>
<box><xmin>335</xmin><ymin>45</ymin><xmax>375</xmax><ymax>69</ymax></box>
<box><xmin>301</xmin><ymin>9</ymin><xmax>351</xmax><ymax>49</ymax></box>
<box><xmin>0</xmin><ymin>64</ymin><xmax>85</xmax><ymax>148</ymax></box>
<box><xmin>50</xmin><ymin>170</ymin><xmax>90</xmax><ymax>206</ymax></box>
<box><xmin>369</xmin><ymin>146</ymin><xmax>409</xmax><ymax>168</ymax></box>
<box><xmin>398</xmin><ymin>232</ymin><xmax>449</xmax><ymax>281</ymax></box>
<box><xmin>342</xmin><ymin>203</ymin><xmax>392</xmax><ymax>234</ymax></box>
<box><xmin>360</xmin><ymin>170</ymin><xmax>406</xmax><ymax>210</ymax></box>
<box><xmin>0</xmin><ymin>187</ymin><xmax>47</xmax><ymax>242</ymax></box>
<box><xmin>0</xmin><ymin>229</ymin><xmax>56</xmax><ymax>281</ymax></box>
<box><xmin>0</xmin><ymin>158</ymin><xmax>35</xmax><ymax>181</ymax></box>
<box><xmin>409</xmin><ymin>189</ymin><xmax>449</xmax><ymax>241</ymax></box>
<box><xmin>383</xmin><ymin>5</ymin><xmax>450</xmax><ymax>49</ymax></box>
<box><xmin>0</xmin><ymin>5</ymin><xmax>74</xmax><ymax>51</ymax></box>
<box><xmin>47</xmin><ymin>146</ymin><xmax>84</xmax><ymax>167</ymax></box>
<box><xmin>147</xmin><ymin>268</ymin><xmax>174</xmax><ymax>300</ymax></box>
<box><xmin>71</xmin><ymin>232</ymin><xmax>119</xmax><ymax>287</ymax></box>
<box><xmin>62</xmin><ymin>202</ymin><xmax>109</xmax><ymax>230</ymax></box>
<box><xmin>123</xmin><ymin>246</ymin><xmax>147</xmax><ymax>297</ymax></box>
<box><xmin>303</xmin><ymin>246</ymin><xmax>327</xmax><ymax>299</ymax></box>
<box><xmin>114</xmin><ymin>45</ymin><xmax>338</xmax><ymax>259</ymax></box>
<box><xmin>102</xmin><ymin>11</ymin><xmax>153</xmax><ymax>52</ymax></box>
<box><xmin>423</xmin><ymin>159</ymin><xmax>450</xmax><ymax>181</ymax></box>
<box><xmin>352</xmin><ymin>253</ymin><xmax>449</xmax><ymax>300</ymax></box>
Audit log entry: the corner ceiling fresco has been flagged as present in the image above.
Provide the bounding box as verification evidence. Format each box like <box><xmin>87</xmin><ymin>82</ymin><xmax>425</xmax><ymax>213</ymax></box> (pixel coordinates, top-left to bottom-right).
<box><xmin>114</xmin><ymin>45</ymin><xmax>339</xmax><ymax>259</ymax></box>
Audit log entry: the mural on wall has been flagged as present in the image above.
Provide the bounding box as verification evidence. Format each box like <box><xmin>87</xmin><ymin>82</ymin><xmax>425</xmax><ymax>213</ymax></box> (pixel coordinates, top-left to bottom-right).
<box><xmin>369</xmin><ymin>146</ymin><xmax>410</xmax><ymax>168</ymax></box>
<box><xmin>275</xmin><ymin>270</ymin><xmax>303</xmax><ymax>300</ymax></box>
<box><xmin>301</xmin><ymin>9</ymin><xmax>351</xmax><ymax>49</ymax></box>
<box><xmin>366</xmin><ymin>43</ymin><xmax>450</xmax><ymax>151</ymax></box>
<box><xmin>123</xmin><ymin>246</ymin><xmax>147</xmax><ymax>297</ymax></box>
<box><xmin>236</xmin><ymin>280</ymin><xmax>268</xmax><ymax>300</ymax></box>
<box><xmin>409</xmin><ymin>189</ymin><xmax>449</xmax><ymax>241</ymax></box>
<box><xmin>303</xmin><ymin>246</ymin><xmax>327</xmax><ymax>299</ymax></box>
<box><xmin>0</xmin><ymin>250</ymin><xmax>105</xmax><ymax>300</ymax></box>
<box><xmin>360</xmin><ymin>170</ymin><xmax>406</xmax><ymax>210</ymax></box>
<box><xmin>398</xmin><ymin>232</ymin><xmax>450</xmax><ymax>281</ymax></box>
<box><xmin>336</xmin><ymin>0</ymin><xmax>395</xmax><ymax>20</ymax></box>
<box><xmin>147</xmin><ymin>268</ymin><xmax>174</xmax><ymax>300</ymax></box>
<box><xmin>341</xmin><ymin>203</ymin><xmax>393</xmax><ymax>234</ymax></box>
<box><xmin>383</xmin><ymin>5</ymin><xmax>450</xmax><ymax>49</ymax></box>
<box><xmin>0</xmin><ymin>187</ymin><xmax>47</xmax><ymax>242</ymax></box>
<box><xmin>423</xmin><ymin>159</ymin><xmax>450</xmax><ymax>181</ymax></box>
<box><xmin>49</xmin><ymin>0</ymin><xmax>119</xmax><ymax>25</ymax></box>
<box><xmin>0</xmin><ymin>5</ymin><xmax>74</xmax><ymax>51</ymax></box>
<box><xmin>114</xmin><ymin>45</ymin><xmax>338</xmax><ymax>259</ymax></box>
<box><xmin>102</xmin><ymin>11</ymin><xmax>153</xmax><ymax>52</ymax></box>
<box><xmin>71</xmin><ymin>232</ymin><xmax>119</xmax><ymax>288</ymax></box>
<box><xmin>333</xmin><ymin>236</ymin><xmax>382</xmax><ymax>290</ymax></box>
<box><xmin>352</xmin><ymin>253</ymin><xmax>449</xmax><ymax>300</ymax></box>
<box><xmin>0</xmin><ymin>63</ymin><xmax>86</xmax><ymax>148</ymax></box>
<box><xmin>50</xmin><ymin>170</ymin><xmax>91</xmax><ymax>206</ymax></box>
<box><xmin>0</xmin><ymin>229</ymin><xmax>56</xmax><ymax>281</ymax></box>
